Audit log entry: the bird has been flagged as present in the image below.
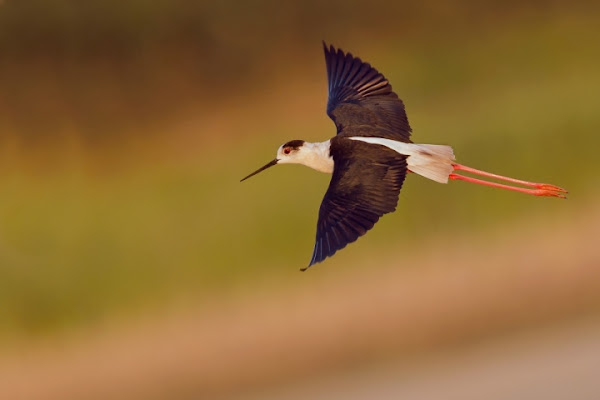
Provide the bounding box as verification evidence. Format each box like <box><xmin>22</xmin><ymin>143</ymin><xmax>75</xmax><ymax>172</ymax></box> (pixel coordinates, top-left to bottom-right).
<box><xmin>241</xmin><ymin>42</ymin><xmax>567</xmax><ymax>270</ymax></box>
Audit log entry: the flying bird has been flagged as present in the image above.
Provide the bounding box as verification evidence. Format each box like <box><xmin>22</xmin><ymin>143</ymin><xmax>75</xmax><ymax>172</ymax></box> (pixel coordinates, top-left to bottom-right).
<box><xmin>241</xmin><ymin>42</ymin><xmax>567</xmax><ymax>270</ymax></box>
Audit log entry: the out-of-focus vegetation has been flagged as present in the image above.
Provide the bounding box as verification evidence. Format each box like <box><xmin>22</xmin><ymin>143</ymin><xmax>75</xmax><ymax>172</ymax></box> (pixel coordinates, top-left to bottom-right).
<box><xmin>0</xmin><ymin>0</ymin><xmax>599</xmax><ymax>340</ymax></box>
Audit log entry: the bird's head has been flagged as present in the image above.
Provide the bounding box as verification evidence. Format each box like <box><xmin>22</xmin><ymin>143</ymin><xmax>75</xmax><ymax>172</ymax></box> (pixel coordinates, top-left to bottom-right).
<box><xmin>276</xmin><ymin>140</ymin><xmax>307</xmax><ymax>164</ymax></box>
<box><xmin>240</xmin><ymin>140</ymin><xmax>306</xmax><ymax>181</ymax></box>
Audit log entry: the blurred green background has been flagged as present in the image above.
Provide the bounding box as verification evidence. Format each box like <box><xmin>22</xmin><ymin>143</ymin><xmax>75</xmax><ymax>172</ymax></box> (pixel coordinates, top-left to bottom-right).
<box><xmin>0</xmin><ymin>0</ymin><xmax>599</xmax><ymax>349</ymax></box>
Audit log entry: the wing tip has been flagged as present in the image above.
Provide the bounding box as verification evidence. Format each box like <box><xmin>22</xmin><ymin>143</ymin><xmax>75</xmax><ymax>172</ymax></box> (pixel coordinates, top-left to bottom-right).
<box><xmin>322</xmin><ymin>41</ymin><xmax>348</xmax><ymax>58</ymax></box>
<box><xmin>303</xmin><ymin>241</ymin><xmax>323</xmax><ymax>271</ymax></box>
<box><xmin>303</xmin><ymin>258</ymin><xmax>322</xmax><ymax>270</ymax></box>
<box><xmin>301</xmin><ymin>258</ymin><xmax>317</xmax><ymax>271</ymax></box>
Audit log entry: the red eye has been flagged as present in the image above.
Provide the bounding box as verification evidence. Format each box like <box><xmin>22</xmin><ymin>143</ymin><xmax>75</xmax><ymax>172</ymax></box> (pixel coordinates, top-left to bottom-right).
<box><xmin>283</xmin><ymin>147</ymin><xmax>291</xmax><ymax>155</ymax></box>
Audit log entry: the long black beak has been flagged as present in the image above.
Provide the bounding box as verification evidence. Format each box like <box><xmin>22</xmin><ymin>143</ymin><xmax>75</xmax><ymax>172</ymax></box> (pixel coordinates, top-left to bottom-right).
<box><xmin>240</xmin><ymin>159</ymin><xmax>279</xmax><ymax>182</ymax></box>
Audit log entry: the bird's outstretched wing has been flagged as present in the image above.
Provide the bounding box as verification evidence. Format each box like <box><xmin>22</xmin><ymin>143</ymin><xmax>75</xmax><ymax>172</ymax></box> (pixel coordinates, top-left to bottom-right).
<box><xmin>305</xmin><ymin>138</ymin><xmax>407</xmax><ymax>269</ymax></box>
<box><xmin>323</xmin><ymin>42</ymin><xmax>412</xmax><ymax>142</ymax></box>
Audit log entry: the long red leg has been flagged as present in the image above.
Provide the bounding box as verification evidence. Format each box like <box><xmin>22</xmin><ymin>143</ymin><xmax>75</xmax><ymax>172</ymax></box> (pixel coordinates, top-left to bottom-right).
<box><xmin>450</xmin><ymin>163</ymin><xmax>567</xmax><ymax>198</ymax></box>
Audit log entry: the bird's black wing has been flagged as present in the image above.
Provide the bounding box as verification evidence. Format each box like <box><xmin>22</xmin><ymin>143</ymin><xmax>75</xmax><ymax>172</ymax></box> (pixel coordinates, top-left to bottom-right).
<box><xmin>323</xmin><ymin>42</ymin><xmax>412</xmax><ymax>142</ymax></box>
<box><xmin>305</xmin><ymin>138</ymin><xmax>407</xmax><ymax>269</ymax></box>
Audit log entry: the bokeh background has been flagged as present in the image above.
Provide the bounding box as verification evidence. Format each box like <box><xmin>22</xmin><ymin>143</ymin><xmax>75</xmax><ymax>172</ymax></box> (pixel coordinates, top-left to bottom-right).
<box><xmin>1</xmin><ymin>0</ymin><xmax>599</xmax><ymax>399</ymax></box>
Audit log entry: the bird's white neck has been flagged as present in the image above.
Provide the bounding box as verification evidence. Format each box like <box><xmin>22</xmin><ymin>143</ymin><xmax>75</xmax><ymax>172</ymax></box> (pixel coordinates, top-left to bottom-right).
<box><xmin>282</xmin><ymin>140</ymin><xmax>333</xmax><ymax>173</ymax></box>
<box><xmin>301</xmin><ymin>140</ymin><xmax>334</xmax><ymax>173</ymax></box>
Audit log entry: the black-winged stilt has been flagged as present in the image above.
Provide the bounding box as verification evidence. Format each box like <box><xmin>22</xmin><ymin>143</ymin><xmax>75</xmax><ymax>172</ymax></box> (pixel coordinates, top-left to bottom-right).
<box><xmin>241</xmin><ymin>42</ymin><xmax>567</xmax><ymax>269</ymax></box>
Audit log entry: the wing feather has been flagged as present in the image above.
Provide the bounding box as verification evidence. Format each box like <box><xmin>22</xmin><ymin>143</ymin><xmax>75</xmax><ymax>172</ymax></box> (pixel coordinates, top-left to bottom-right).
<box><xmin>323</xmin><ymin>42</ymin><xmax>412</xmax><ymax>142</ymax></box>
<box><xmin>304</xmin><ymin>138</ymin><xmax>407</xmax><ymax>269</ymax></box>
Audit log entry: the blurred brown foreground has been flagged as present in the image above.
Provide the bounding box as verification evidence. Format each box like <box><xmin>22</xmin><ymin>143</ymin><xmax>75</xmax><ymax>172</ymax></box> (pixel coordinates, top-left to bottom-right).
<box><xmin>0</xmin><ymin>200</ymin><xmax>598</xmax><ymax>400</ymax></box>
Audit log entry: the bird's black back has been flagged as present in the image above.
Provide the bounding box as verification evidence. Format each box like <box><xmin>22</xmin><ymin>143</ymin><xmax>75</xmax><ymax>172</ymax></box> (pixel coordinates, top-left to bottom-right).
<box><xmin>323</xmin><ymin>42</ymin><xmax>412</xmax><ymax>142</ymax></box>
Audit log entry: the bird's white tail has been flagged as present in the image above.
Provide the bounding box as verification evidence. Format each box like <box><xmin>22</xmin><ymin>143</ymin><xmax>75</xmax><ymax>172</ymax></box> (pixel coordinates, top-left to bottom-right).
<box><xmin>406</xmin><ymin>144</ymin><xmax>455</xmax><ymax>183</ymax></box>
<box><xmin>348</xmin><ymin>137</ymin><xmax>456</xmax><ymax>184</ymax></box>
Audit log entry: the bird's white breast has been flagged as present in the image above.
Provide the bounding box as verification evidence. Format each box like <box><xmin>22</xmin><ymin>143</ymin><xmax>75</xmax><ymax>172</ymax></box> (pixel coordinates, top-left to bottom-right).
<box><xmin>300</xmin><ymin>140</ymin><xmax>334</xmax><ymax>173</ymax></box>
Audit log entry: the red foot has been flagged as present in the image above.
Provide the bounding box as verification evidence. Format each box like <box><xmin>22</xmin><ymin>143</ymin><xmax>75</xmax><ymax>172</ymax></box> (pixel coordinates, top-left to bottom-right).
<box><xmin>536</xmin><ymin>183</ymin><xmax>568</xmax><ymax>194</ymax></box>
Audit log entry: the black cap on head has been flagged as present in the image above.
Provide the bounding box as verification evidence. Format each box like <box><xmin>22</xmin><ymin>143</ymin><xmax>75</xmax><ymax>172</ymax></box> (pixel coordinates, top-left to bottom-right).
<box><xmin>282</xmin><ymin>140</ymin><xmax>305</xmax><ymax>149</ymax></box>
